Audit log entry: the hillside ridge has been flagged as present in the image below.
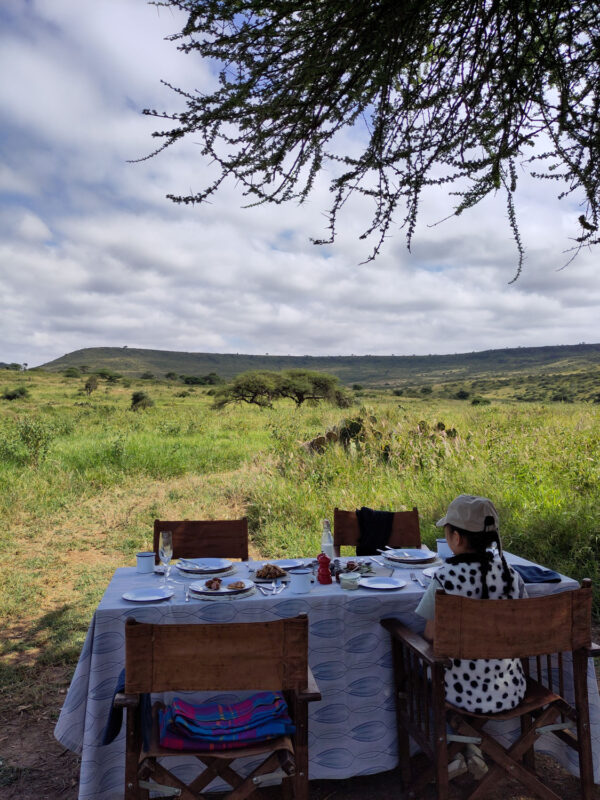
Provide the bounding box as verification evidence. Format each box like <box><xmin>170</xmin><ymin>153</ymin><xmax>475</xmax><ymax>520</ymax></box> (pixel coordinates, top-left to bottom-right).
<box><xmin>37</xmin><ymin>343</ymin><xmax>600</xmax><ymax>387</ymax></box>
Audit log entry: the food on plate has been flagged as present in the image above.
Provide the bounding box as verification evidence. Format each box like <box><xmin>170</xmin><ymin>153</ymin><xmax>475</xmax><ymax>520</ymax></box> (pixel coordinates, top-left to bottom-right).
<box><xmin>256</xmin><ymin>563</ymin><xmax>287</xmax><ymax>579</ymax></box>
<box><xmin>204</xmin><ymin>577</ymin><xmax>223</xmax><ymax>590</ymax></box>
<box><xmin>227</xmin><ymin>581</ymin><xmax>246</xmax><ymax>590</ymax></box>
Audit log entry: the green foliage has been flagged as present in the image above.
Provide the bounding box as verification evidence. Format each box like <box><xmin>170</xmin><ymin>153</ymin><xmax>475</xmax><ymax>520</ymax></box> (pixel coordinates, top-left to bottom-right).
<box><xmin>62</xmin><ymin>367</ymin><xmax>81</xmax><ymax>378</ymax></box>
<box><xmin>130</xmin><ymin>391</ymin><xmax>153</xmax><ymax>411</ymax></box>
<box><xmin>2</xmin><ymin>386</ymin><xmax>29</xmax><ymax>401</ymax></box>
<box><xmin>0</xmin><ymin>362</ymin><xmax>22</xmax><ymax>371</ymax></box>
<box><xmin>455</xmin><ymin>389</ymin><xmax>470</xmax><ymax>400</ymax></box>
<box><xmin>214</xmin><ymin>369</ymin><xmax>351</xmax><ymax>410</ymax></box>
<box><xmin>182</xmin><ymin>372</ymin><xmax>223</xmax><ymax>385</ymax></box>
<box><xmin>15</xmin><ymin>417</ymin><xmax>56</xmax><ymax>465</ymax></box>
<box><xmin>140</xmin><ymin>371</ymin><xmax>155</xmax><ymax>380</ymax></box>
<box><xmin>145</xmin><ymin>1</ymin><xmax>600</xmax><ymax>276</ymax></box>
<box><xmin>84</xmin><ymin>376</ymin><xmax>98</xmax><ymax>395</ymax></box>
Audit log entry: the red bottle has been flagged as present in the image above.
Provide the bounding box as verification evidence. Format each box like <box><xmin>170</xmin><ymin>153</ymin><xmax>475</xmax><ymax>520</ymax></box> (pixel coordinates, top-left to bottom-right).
<box><xmin>317</xmin><ymin>553</ymin><xmax>333</xmax><ymax>585</ymax></box>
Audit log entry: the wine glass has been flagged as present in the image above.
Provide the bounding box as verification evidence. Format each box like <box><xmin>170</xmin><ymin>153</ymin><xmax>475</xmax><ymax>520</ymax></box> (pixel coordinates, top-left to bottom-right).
<box><xmin>159</xmin><ymin>530</ymin><xmax>173</xmax><ymax>586</ymax></box>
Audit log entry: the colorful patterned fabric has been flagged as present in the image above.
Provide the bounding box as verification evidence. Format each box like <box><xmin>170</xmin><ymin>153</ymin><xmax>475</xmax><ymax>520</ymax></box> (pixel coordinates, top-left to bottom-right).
<box><xmin>159</xmin><ymin>691</ymin><xmax>295</xmax><ymax>751</ymax></box>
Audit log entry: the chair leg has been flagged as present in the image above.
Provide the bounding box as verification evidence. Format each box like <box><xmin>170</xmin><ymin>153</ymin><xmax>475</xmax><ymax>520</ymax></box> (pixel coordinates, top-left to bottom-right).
<box><xmin>391</xmin><ymin>639</ymin><xmax>412</xmax><ymax>788</ymax></box>
<box><xmin>124</xmin><ymin>706</ymin><xmax>146</xmax><ymax>800</ymax></box>
<box><xmin>431</xmin><ymin>664</ymin><xmax>449</xmax><ymax>800</ymax></box>
<box><xmin>292</xmin><ymin>699</ymin><xmax>309</xmax><ymax>800</ymax></box>
<box><xmin>456</xmin><ymin>712</ymin><xmax>562</xmax><ymax>800</ymax></box>
<box><xmin>573</xmin><ymin>650</ymin><xmax>594</xmax><ymax>800</ymax></box>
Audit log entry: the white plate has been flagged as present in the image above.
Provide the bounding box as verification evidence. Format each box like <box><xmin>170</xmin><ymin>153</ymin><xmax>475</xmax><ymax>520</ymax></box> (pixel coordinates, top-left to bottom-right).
<box><xmin>176</xmin><ymin>558</ymin><xmax>232</xmax><ymax>573</ymax></box>
<box><xmin>189</xmin><ymin>578</ymin><xmax>254</xmax><ymax>595</ymax></box>
<box><xmin>358</xmin><ymin>577</ymin><xmax>407</xmax><ymax>591</ymax></box>
<box><xmin>422</xmin><ymin>566</ymin><xmax>441</xmax><ymax>579</ymax></box>
<box><xmin>274</xmin><ymin>559</ymin><xmax>304</xmax><ymax>569</ymax></box>
<box><xmin>384</xmin><ymin>556</ymin><xmax>443</xmax><ymax>571</ymax></box>
<box><xmin>384</xmin><ymin>548</ymin><xmax>437</xmax><ymax>564</ymax></box>
<box><xmin>122</xmin><ymin>587</ymin><xmax>174</xmax><ymax>602</ymax></box>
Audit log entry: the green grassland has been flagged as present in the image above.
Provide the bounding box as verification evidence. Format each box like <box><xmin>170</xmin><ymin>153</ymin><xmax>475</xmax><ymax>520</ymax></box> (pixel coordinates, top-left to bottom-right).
<box><xmin>1</xmin><ymin>368</ymin><xmax>599</xmax><ymax>715</ymax></box>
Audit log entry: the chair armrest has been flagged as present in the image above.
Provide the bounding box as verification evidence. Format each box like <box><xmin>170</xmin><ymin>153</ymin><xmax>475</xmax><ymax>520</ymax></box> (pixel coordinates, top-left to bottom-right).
<box><xmin>113</xmin><ymin>692</ymin><xmax>140</xmax><ymax>708</ymax></box>
<box><xmin>587</xmin><ymin>642</ymin><xmax>600</xmax><ymax>658</ymax></box>
<box><xmin>299</xmin><ymin>666</ymin><xmax>322</xmax><ymax>703</ymax></box>
<box><xmin>381</xmin><ymin>618</ymin><xmax>436</xmax><ymax>665</ymax></box>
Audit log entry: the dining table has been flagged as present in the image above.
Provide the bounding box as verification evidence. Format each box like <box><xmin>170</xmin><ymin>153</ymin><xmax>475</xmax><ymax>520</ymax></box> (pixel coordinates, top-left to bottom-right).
<box><xmin>54</xmin><ymin>552</ymin><xmax>600</xmax><ymax>800</ymax></box>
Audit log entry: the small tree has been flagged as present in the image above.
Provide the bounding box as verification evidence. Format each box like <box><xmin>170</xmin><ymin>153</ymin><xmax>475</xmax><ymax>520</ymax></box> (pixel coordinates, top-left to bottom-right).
<box><xmin>140</xmin><ymin>371</ymin><xmax>155</xmax><ymax>380</ymax></box>
<box><xmin>278</xmin><ymin>369</ymin><xmax>348</xmax><ymax>408</ymax></box>
<box><xmin>84</xmin><ymin>376</ymin><xmax>98</xmax><ymax>395</ymax></box>
<box><xmin>131</xmin><ymin>391</ymin><xmax>154</xmax><ymax>410</ymax></box>
<box><xmin>63</xmin><ymin>367</ymin><xmax>81</xmax><ymax>378</ymax></box>
<box><xmin>212</xmin><ymin>371</ymin><xmax>281</xmax><ymax>409</ymax></box>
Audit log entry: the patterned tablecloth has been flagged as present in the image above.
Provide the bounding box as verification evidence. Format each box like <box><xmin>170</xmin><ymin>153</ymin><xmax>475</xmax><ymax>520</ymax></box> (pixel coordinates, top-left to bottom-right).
<box><xmin>54</xmin><ymin>556</ymin><xmax>600</xmax><ymax>800</ymax></box>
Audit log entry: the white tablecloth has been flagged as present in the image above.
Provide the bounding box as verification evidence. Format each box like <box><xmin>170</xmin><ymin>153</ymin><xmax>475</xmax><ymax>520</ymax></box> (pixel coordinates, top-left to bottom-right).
<box><xmin>54</xmin><ymin>557</ymin><xmax>600</xmax><ymax>799</ymax></box>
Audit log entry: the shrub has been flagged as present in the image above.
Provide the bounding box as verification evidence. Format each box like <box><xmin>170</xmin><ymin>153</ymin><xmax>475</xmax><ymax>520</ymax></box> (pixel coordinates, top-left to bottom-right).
<box><xmin>471</xmin><ymin>396</ymin><xmax>491</xmax><ymax>405</ymax></box>
<box><xmin>63</xmin><ymin>367</ymin><xmax>81</xmax><ymax>378</ymax></box>
<box><xmin>455</xmin><ymin>389</ymin><xmax>470</xmax><ymax>400</ymax></box>
<box><xmin>2</xmin><ymin>386</ymin><xmax>29</xmax><ymax>401</ymax></box>
<box><xmin>84</xmin><ymin>376</ymin><xmax>98</xmax><ymax>395</ymax></box>
<box><xmin>15</xmin><ymin>417</ymin><xmax>55</xmax><ymax>464</ymax></box>
<box><xmin>140</xmin><ymin>371</ymin><xmax>155</xmax><ymax>380</ymax></box>
<box><xmin>131</xmin><ymin>391</ymin><xmax>153</xmax><ymax>410</ymax></box>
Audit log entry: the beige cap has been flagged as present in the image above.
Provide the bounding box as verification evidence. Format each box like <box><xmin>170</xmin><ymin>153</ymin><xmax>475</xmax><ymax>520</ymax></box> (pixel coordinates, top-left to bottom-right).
<box><xmin>436</xmin><ymin>494</ymin><xmax>499</xmax><ymax>533</ymax></box>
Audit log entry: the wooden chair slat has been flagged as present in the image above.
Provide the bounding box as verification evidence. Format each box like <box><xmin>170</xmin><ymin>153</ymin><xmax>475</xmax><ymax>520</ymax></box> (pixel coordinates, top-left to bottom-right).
<box><xmin>153</xmin><ymin>518</ymin><xmax>249</xmax><ymax>564</ymax></box>
<box><xmin>332</xmin><ymin>507</ymin><xmax>420</xmax><ymax>556</ymax></box>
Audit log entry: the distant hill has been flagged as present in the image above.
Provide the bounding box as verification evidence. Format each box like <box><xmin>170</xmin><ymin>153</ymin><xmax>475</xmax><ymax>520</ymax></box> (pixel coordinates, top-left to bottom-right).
<box><xmin>38</xmin><ymin>344</ymin><xmax>600</xmax><ymax>389</ymax></box>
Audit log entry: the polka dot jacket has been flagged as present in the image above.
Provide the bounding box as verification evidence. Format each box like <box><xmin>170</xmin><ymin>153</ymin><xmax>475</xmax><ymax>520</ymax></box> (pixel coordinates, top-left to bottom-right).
<box><xmin>433</xmin><ymin>556</ymin><xmax>527</xmax><ymax>714</ymax></box>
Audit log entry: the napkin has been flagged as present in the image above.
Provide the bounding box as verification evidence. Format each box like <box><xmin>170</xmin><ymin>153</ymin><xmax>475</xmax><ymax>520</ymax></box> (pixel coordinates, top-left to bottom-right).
<box><xmin>356</xmin><ymin>507</ymin><xmax>394</xmax><ymax>556</ymax></box>
<box><xmin>512</xmin><ymin>564</ymin><xmax>561</xmax><ymax>583</ymax></box>
<box><xmin>159</xmin><ymin>691</ymin><xmax>295</xmax><ymax>751</ymax></box>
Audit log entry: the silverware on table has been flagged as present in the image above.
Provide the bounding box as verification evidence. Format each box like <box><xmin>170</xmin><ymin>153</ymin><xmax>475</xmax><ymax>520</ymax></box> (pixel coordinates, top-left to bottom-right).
<box><xmin>410</xmin><ymin>571</ymin><xmax>427</xmax><ymax>588</ymax></box>
<box><xmin>185</xmin><ymin>586</ymin><xmax>191</xmax><ymax>602</ymax></box>
<box><xmin>370</xmin><ymin>556</ymin><xmax>385</xmax><ymax>566</ymax></box>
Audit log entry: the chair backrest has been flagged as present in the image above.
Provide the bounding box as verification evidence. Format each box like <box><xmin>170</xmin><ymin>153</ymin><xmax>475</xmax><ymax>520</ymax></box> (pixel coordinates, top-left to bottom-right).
<box><xmin>333</xmin><ymin>507</ymin><xmax>421</xmax><ymax>555</ymax></box>
<box><xmin>433</xmin><ymin>582</ymin><xmax>592</xmax><ymax>660</ymax></box>
<box><xmin>124</xmin><ymin>615</ymin><xmax>308</xmax><ymax>694</ymax></box>
<box><xmin>153</xmin><ymin>518</ymin><xmax>249</xmax><ymax>564</ymax></box>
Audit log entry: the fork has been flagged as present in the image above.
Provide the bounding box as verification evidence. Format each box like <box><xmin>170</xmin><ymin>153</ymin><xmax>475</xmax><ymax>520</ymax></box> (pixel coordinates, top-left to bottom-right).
<box><xmin>410</xmin><ymin>571</ymin><xmax>427</xmax><ymax>588</ymax></box>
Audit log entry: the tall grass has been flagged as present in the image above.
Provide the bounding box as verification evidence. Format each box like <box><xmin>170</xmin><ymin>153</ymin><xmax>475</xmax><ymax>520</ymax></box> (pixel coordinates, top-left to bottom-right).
<box><xmin>1</xmin><ymin>371</ymin><xmax>599</xmax><ymax>711</ymax></box>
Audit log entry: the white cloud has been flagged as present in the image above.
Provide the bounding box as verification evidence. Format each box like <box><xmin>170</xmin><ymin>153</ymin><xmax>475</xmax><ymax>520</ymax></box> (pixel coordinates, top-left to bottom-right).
<box><xmin>0</xmin><ymin>1</ymin><xmax>598</xmax><ymax>367</ymax></box>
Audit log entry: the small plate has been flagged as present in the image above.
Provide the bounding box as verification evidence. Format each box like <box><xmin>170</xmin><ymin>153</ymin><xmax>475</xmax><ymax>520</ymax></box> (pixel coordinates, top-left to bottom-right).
<box><xmin>189</xmin><ymin>578</ymin><xmax>254</xmax><ymax>596</ymax></box>
<box><xmin>176</xmin><ymin>558</ymin><xmax>232</xmax><ymax>573</ymax></box>
<box><xmin>358</xmin><ymin>577</ymin><xmax>407</xmax><ymax>591</ymax></box>
<box><xmin>274</xmin><ymin>559</ymin><xmax>305</xmax><ymax>569</ymax></box>
<box><xmin>422</xmin><ymin>566</ymin><xmax>441</xmax><ymax>579</ymax></box>
<box><xmin>122</xmin><ymin>587</ymin><xmax>174</xmax><ymax>602</ymax></box>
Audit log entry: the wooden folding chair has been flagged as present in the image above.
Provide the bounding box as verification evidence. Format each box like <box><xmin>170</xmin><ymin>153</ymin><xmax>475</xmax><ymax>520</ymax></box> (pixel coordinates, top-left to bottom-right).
<box><xmin>381</xmin><ymin>580</ymin><xmax>600</xmax><ymax>800</ymax></box>
<box><xmin>333</xmin><ymin>506</ymin><xmax>421</xmax><ymax>557</ymax></box>
<box><xmin>115</xmin><ymin>615</ymin><xmax>321</xmax><ymax>800</ymax></box>
<box><xmin>153</xmin><ymin>518</ymin><xmax>249</xmax><ymax>564</ymax></box>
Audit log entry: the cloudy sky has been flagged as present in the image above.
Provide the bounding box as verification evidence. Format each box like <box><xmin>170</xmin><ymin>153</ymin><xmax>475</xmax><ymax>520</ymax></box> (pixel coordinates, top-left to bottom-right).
<box><xmin>1</xmin><ymin>0</ymin><xmax>598</xmax><ymax>367</ymax></box>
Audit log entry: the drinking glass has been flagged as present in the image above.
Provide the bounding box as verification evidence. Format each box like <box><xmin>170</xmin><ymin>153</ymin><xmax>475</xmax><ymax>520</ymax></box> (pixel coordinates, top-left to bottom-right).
<box><xmin>159</xmin><ymin>530</ymin><xmax>173</xmax><ymax>586</ymax></box>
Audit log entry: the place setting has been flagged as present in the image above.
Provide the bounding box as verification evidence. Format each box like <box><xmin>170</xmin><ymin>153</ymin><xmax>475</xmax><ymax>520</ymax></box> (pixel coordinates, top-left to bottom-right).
<box><xmin>378</xmin><ymin>546</ymin><xmax>442</xmax><ymax>571</ymax></box>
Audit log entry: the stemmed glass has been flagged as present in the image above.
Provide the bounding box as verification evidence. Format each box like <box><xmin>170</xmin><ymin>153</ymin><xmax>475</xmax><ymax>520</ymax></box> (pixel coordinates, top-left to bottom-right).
<box><xmin>159</xmin><ymin>530</ymin><xmax>173</xmax><ymax>587</ymax></box>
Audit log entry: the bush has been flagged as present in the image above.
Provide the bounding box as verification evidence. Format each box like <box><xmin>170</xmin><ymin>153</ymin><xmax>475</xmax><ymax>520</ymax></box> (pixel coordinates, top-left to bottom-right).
<box><xmin>471</xmin><ymin>396</ymin><xmax>491</xmax><ymax>405</ymax></box>
<box><xmin>455</xmin><ymin>389</ymin><xmax>470</xmax><ymax>400</ymax></box>
<box><xmin>131</xmin><ymin>391</ymin><xmax>154</xmax><ymax>410</ymax></box>
<box><xmin>140</xmin><ymin>371</ymin><xmax>155</xmax><ymax>380</ymax></box>
<box><xmin>63</xmin><ymin>367</ymin><xmax>81</xmax><ymax>378</ymax></box>
<box><xmin>2</xmin><ymin>386</ymin><xmax>29</xmax><ymax>401</ymax></box>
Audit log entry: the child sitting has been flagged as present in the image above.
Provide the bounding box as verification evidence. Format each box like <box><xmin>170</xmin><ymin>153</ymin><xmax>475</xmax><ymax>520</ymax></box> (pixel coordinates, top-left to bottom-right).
<box><xmin>416</xmin><ymin>494</ymin><xmax>528</xmax><ymax>715</ymax></box>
